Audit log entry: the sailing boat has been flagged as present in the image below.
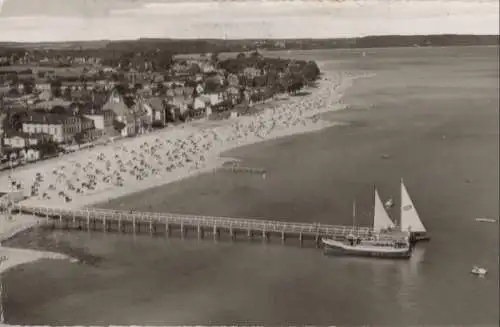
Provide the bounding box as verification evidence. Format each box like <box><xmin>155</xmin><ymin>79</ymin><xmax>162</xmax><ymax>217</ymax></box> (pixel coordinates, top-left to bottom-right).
<box><xmin>322</xmin><ymin>200</ymin><xmax>412</xmax><ymax>259</ymax></box>
<box><xmin>374</xmin><ymin>188</ymin><xmax>396</xmax><ymax>232</ymax></box>
<box><xmin>400</xmin><ymin>179</ymin><xmax>430</xmax><ymax>242</ymax></box>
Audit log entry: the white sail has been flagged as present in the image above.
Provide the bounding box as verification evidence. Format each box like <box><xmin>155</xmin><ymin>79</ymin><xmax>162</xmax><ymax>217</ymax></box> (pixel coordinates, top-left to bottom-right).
<box><xmin>400</xmin><ymin>180</ymin><xmax>427</xmax><ymax>233</ymax></box>
<box><xmin>374</xmin><ymin>189</ymin><xmax>395</xmax><ymax>232</ymax></box>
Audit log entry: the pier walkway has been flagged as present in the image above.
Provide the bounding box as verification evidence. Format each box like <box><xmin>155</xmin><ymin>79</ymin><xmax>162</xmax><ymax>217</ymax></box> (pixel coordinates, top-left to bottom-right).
<box><xmin>3</xmin><ymin>203</ymin><xmax>405</xmax><ymax>245</ymax></box>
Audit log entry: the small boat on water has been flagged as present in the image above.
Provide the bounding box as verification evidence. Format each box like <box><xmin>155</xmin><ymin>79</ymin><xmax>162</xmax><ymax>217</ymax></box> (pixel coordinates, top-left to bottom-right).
<box><xmin>475</xmin><ymin>218</ymin><xmax>497</xmax><ymax>223</ymax></box>
<box><xmin>471</xmin><ymin>266</ymin><xmax>487</xmax><ymax>276</ymax></box>
<box><xmin>323</xmin><ymin>199</ymin><xmax>412</xmax><ymax>259</ymax></box>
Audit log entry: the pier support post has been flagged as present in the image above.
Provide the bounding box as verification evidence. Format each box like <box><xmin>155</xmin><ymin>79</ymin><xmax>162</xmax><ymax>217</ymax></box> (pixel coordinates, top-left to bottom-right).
<box><xmin>213</xmin><ymin>225</ymin><xmax>219</xmax><ymax>241</ymax></box>
<box><xmin>229</xmin><ymin>225</ymin><xmax>235</xmax><ymax>241</ymax></box>
<box><xmin>86</xmin><ymin>211</ymin><xmax>90</xmax><ymax>231</ymax></box>
<box><xmin>103</xmin><ymin>215</ymin><xmax>107</xmax><ymax>233</ymax></box>
<box><xmin>299</xmin><ymin>232</ymin><xmax>303</xmax><ymax>246</ymax></box>
<box><xmin>149</xmin><ymin>218</ymin><xmax>153</xmax><ymax>236</ymax></box>
<box><xmin>118</xmin><ymin>217</ymin><xmax>122</xmax><ymax>233</ymax></box>
<box><xmin>315</xmin><ymin>233</ymin><xmax>321</xmax><ymax>248</ymax></box>
<box><xmin>197</xmin><ymin>223</ymin><xmax>203</xmax><ymax>240</ymax></box>
<box><xmin>281</xmin><ymin>231</ymin><xmax>286</xmax><ymax>244</ymax></box>
<box><xmin>59</xmin><ymin>214</ymin><xmax>62</xmax><ymax>228</ymax></box>
<box><xmin>72</xmin><ymin>211</ymin><xmax>76</xmax><ymax>228</ymax></box>
<box><xmin>247</xmin><ymin>229</ymin><xmax>252</xmax><ymax>239</ymax></box>
<box><xmin>180</xmin><ymin>222</ymin><xmax>185</xmax><ymax>238</ymax></box>
<box><xmin>165</xmin><ymin>222</ymin><xmax>171</xmax><ymax>237</ymax></box>
<box><xmin>45</xmin><ymin>209</ymin><xmax>49</xmax><ymax>225</ymax></box>
<box><xmin>132</xmin><ymin>215</ymin><xmax>136</xmax><ymax>235</ymax></box>
<box><xmin>262</xmin><ymin>227</ymin><xmax>268</xmax><ymax>242</ymax></box>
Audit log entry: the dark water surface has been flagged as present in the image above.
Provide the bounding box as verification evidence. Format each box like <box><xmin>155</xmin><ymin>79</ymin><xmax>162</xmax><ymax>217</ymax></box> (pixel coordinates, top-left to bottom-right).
<box><xmin>3</xmin><ymin>46</ymin><xmax>499</xmax><ymax>326</ymax></box>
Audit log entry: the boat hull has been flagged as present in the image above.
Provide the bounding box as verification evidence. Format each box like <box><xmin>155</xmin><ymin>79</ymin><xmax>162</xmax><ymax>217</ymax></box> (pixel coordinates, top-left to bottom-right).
<box><xmin>322</xmin><ymin>240</ymin><xmax>412</xmax><ymax>259</ymax></box>
<box><xmin>324</xmin><ymin>246</ymin><xmax>411</xmax><ymax>259</ymax></box>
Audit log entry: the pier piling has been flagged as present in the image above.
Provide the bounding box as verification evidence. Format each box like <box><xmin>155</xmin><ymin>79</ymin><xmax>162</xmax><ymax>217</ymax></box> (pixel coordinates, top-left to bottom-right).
<box><xmin>229</xmin><ymin>225</ymin><xmax>235</xmax><ymax>240</ymax></box>
<box><xmin>315</xmin><ymin>233</ymin><xmax>321</xmax><ymax>248</ymax></box>
<box><xmin>165</xmin><ymin>222</ymin><xmax>171</xmax><ymax>237</ymax></box>
<box><xmin>197</xmin><ymin>223</ymin><xmax>203</xmax><ymax>240</ymax></box>
<box><xmin>180</xmin><ymin>222</ymin><xmax>185</xmax><ymax>238</ymax></box>
<box><xmin>262</xmin><ymin>230</ymin><xmax>268</xmax><ymax>242</ymax></box>
<box><xmin>132</xmin><ymin>215</ymin><xmax>136</xmax><ymax>235</ymax></box>
<box><xmin>213</xmin><ymin>225</ymin><xmax>219</xmax><ymax>241</ymax></box>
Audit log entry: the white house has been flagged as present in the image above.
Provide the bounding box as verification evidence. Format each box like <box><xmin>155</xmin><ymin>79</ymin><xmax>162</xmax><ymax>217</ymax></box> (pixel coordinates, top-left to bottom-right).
<box><xmin>3</xmin><ymin>132</ymin><xmax>49</xmax><ymax>149</ymax></box>
<box><xmin>102</xmin><ymin>88</ymin><xmax>136</xmax><ymax>137</ymax></box>
<box><xmin>206</xmin><ymin>93</ymin><xmax>224</xmax><ymax>106</ymax></box>
<box><xmin>193</xmin><ymin>96</ymin><xmax>209</xmax><ymax>111</ymax></box>
<box><xmin>20</xmin><ymin>148</ymin><xmax>40</xmax><ymax>162</ymax></box>
<box><xmin>3</xmin><ymin>135</ymin><xmax>29</xmax><ymax>149</ymax></box>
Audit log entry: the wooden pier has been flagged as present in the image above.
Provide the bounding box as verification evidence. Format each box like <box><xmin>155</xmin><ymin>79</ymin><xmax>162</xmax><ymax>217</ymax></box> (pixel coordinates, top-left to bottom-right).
<box><xmin>5</xmin><ymin>204</ymin><xmax>403</xmax><ymax>247</ymax></box>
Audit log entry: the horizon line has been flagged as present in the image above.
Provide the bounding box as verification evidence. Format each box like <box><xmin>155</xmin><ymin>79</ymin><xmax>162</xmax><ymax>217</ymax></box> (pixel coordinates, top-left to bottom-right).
<box><xmin>1</xmin><ymin>33</ymin><xmax>498</xmax><ymax>45</ymax></box>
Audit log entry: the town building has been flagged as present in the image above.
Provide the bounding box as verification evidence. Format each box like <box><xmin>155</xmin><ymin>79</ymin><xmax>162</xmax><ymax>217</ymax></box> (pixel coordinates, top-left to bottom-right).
<box><xmin>21</xmin><ymin>112</ymin><xmax>91</xmax><ymax>144</ymax></box>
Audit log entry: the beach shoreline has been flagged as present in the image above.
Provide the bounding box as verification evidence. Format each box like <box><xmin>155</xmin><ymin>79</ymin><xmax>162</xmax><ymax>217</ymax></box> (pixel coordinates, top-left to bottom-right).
<box><xmin>0</xmin><ymin>68</ymin><xmax>367</xmax><ymax>284</ymax></box>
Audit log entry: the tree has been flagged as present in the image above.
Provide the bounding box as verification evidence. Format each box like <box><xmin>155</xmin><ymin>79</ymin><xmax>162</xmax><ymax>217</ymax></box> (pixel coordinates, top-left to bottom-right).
<box><xmin>73</xmin><ymin>131</ymin><xmax>85</xmax><ymax>146</ymax></box>
<box><xmin>113</xmin><ymin>119</ymin><xmax>126</xmax><ymax>133</ymax></box>
<box><xmin>22</xmin><ymin>80</ymin><xmax>35</xmax><ymax>95</ymax></box>
<box><xmin>204</xmin><ymin>78</ymin><xmax>220</xmax><ymax>93</ymax></box>
<box><xmin>50</xmin><ymin>79</ymin><xmax>62</xmax><ymax>98</ymax></box>
<box><xmin>63</xmin><ymin>87</ymin><xmax>72</xmax><ymax>101</ymax></box>
<box><xmin>250</xmin><ymin>51</ymin><xmax>262</xmax><ymax>60</ymax></box>
<box><xmin>118</xmin><ymin>51</ymin><xmax>134</xmax><ymax>70</ymax></box>
<box><xmin>288</xmin><ymin>74</ymin><xmax>305</xmax><ymax>94</ymax></box>
<box><xmin>303</xmin><ymin>61</ymin><xmax>321</xmax><ymax>81</ymax></box>
<box><xmin>187</xmin><ymin>63</ymin><xmax>201</xmax><ymax>75</ymax></box>
<box><xmin>165</xmin><ymin>103</ymin><xmax>175</xmax><ymax>123</ymax></box>
<box><xmin>210</xmin><ymin>52</ymin><xmax>220</xmax><ymax>63</ymax></box>
<box><xmin>7</xmin><ymin>88</ymin><xmax>20</xmax><ymax>97</ymax></box>
<box><xmin>134</xmin><ymin>83</ymin><xmax>143</xmax><ymax>91</ymax></box>
<box><xmin>51</xmin><ymin>105</ymin><xmax>68</xmax><ymax>114</ymax></box>
<box><xmin>236</xmin><ymin>52</ymin><xmax>246</xmax><ymax>60</ymax></box>
<box><xmin>155</xmin><ymin>53</ymin><xmax>174</xmax><ymax>71</ymax></box>
<box><xmin>36</xmin><ymin>140</ymin><xmax>60</xmax><ymax>157</ymax></box>
<box><xmin>252</xmin><ymin>75</ymin><xmax>267</xmax><ymax>88</ymax></box>
<box><xmin>154</xmin><ymin>83</ymin><xmax>166</xmax><ymax>96</ymax></box>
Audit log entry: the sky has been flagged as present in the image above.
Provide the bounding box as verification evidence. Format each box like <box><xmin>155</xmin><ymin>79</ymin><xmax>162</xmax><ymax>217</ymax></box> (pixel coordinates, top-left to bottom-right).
<box><xmin>0</xmin><ymin>0</ymin><xmax>498</xmax><ymax>42</ymax></box>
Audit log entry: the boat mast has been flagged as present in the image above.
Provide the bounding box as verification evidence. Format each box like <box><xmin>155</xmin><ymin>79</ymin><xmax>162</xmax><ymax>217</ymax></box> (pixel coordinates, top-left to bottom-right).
<box><xmin>352</xmin><ymin>200</ymin><xmax>357</xmax><ymax>234</ymax></box>
<box><xmin>399</xmin><ymin>178</ymin><xmax>404</xmax><ymax>229</ymax></box>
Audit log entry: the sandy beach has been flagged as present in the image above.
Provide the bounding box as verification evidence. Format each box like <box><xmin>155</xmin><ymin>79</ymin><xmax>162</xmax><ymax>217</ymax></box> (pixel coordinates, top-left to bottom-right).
<box><xmin>0</xmin><ymin>70</ymin><xmax>358</xmax><ymax>281</ymax></box>
<box><xmin>0</xmin><ymin>213</ymin><xmax>72</xmax><ymax>276</ymax></box>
